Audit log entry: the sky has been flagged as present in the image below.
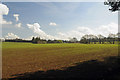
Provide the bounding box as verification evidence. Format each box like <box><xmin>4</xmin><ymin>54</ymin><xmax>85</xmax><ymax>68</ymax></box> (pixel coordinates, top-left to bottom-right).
<box><xmin>1</xmin><ymin>2</ymin><xmax>118</xmax><ymax>40</ymax></box>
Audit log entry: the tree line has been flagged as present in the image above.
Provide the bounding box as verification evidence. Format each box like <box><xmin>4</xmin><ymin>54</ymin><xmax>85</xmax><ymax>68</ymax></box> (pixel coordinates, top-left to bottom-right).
<box><xmin>4</xmin><ymin>33</ymin><xmax>120</xmax><ymax>44</ymax></box>
<box><xmin>80</xmin><ymin>33</ymin><xmax>120</xmax><ymax>44</ymax></box>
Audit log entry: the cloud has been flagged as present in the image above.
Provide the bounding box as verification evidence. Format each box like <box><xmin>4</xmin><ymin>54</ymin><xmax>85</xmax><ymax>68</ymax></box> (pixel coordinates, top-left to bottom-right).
<box><xmin>15</xmin><ymin>23</ymin><xmax>22</xmax><ymax>28</ymax></box>
<box><xmin>57</xmin><ymin>32</ymin><xmax>69</xmax><ymax>40</ymax></box>
<box><xmin>95</xmin><ymin>23</ymin><xmax>118</xmax><ymax>36</ymax></box>
<box><xmin>49</xmin><ymin>22</ymin><xmax>57</xmax><ymax>26</ymax></box>
<box><xmin>13</xmin><ymin>14</ymin><xmax>19</xmax><ymax>22</ymax></box>
<box><xmin>27</xmin><ymin>23</ymin><xmax>58</xmax><ymax>39</ymax></box>
<box><xmin>23</xmin><ymin>35</ymin><xmax>39</xmax><ymax>40</ymax></box>
<box><xmin>1</xmin><ymin>19</ymin><xmax>12</xmax><ymax>24</ymax></box>
<box><xmin>0</xmin><ymin>3</ymin><xmax>9</xmax><ymax>15</ymax></box>
<box><xmin>5</xmin><ymin>33</ymin><xmax>19</xmax><ymax>39</ymax></box>
<box><xmin>57</xmin><ymin>22</ymin><xmax>118</xmax><ymax>40</ymax></box>
<box><xmin>57</xmin><ymin>26</ymin><xmax>94</xmax><ymax>40</ymax></box>
<box><xmin>26</xmin><ymin>22</ymin><xmax>117</xmax><ymax>40</ymax></box>
<box><xmin>0</xmin><ymin>3</ymin><xmax>9</xmax><ymax>24</ymax></box>
<box><xmin>24</xmin><ymin>36</ymin><xmax>34</xmax><ymax>40</ymax></box>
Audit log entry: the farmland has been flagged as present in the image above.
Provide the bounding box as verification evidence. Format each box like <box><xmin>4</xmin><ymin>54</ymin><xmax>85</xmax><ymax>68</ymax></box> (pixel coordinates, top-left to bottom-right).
<box><xmin>2</xmin><ymin>42</ymin><xmax>119</xmax><ymax>79</ymax></box>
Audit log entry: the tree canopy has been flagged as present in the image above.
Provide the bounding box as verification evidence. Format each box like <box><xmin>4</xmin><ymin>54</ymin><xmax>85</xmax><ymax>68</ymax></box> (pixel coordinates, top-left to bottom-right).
<box><xmin>104</xmin><ymin>0</ymin><xmax>120</xmax><ymax>11</ymax></box>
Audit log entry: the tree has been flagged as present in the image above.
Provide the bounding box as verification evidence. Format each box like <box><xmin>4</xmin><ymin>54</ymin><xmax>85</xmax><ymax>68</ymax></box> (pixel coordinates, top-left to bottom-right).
<box><xmin>32</xmin><ymin>37</ymin><xmax>41</xmax><ymax>43</ymax></box>
<box><xmin>32</xmin><ymin>37</ymin><xmax>36</xmax><ymax>43</ymax></box>
<box><xmin>69</xmin><ymin>37</ymin><xmax>78</xmax><ymax>43</ymax></box>
<box><xmin>97</xmin><ymin>34</ymin><xmax>104</xmax><ymax>44</ymax></box>
<box><xmin>80</xmin><ymin>34</ymin><xmax>98</xmax><ymax>44</ymax></box>
<box><xmin>80</xmin><ymin>37</ymin><xmax>88</xmax><ymax>44</ymax></box>
<box><xmin>57</xmin><ymin>40</ymin><xmax>63</xmax><ymax>43</ymax></box>
<box><xmin>104</xmin><ymin>0</ymin><xmax>120</xmax><ymax>11</ymax></box>
<box><xmin>108</xmin><ymin>33</ymin><xmax>116</xmax><ymax>44</ymax></box>
<box><xmin>82</xmin><ymin>35</ymin><xmax>89</xmax><ymax>44</ymax></box>
<box><xmin>32</xmin><ymin>37</ymin><xmax>35</xmax><ymax>41</ymax></box>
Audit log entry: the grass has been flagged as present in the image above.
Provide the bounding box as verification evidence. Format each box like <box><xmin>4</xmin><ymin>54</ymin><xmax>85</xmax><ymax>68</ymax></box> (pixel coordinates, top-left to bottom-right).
<box><xmin>2</xmin><ymin>42</ymin><xmax>118</xmax><ymax>79</ymax></box>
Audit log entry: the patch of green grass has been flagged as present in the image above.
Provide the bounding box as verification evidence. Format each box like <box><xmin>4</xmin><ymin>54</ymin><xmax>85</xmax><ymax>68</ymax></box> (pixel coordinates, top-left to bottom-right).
<box><xmin>2</xmin><ymin>42</ymin><xmax>118</xmax><ymax>78</ymax></box>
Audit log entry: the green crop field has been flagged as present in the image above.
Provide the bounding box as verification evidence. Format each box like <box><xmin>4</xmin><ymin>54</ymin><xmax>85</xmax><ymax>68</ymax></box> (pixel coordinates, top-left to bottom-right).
<box><xmin>2</xmin><ymin>42</ymin><xmax>119</xmax><ymax>79</ymax></box>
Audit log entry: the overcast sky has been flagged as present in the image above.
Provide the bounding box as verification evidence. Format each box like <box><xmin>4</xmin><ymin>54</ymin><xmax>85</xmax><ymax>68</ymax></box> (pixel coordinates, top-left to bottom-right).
<box><xmin>1</xmin><ymin>2</ymin><xmax>118</xmax><ymax>40</ymax></box>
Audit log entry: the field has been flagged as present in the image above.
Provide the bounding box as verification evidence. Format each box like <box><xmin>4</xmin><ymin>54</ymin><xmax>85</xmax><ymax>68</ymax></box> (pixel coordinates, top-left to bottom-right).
<box><xmin>2</xmin><ymin>42</ymin><xmax>119</xmax><ymax>79</ymax></box>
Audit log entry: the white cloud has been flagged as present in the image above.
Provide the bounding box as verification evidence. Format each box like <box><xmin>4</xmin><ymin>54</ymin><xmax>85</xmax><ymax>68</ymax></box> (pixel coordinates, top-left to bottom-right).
<box><xmin>49</xmin><ymin>22</ymin><xmax>57</xmax><ymax>26</ymax></box>
<box><xmin>0</xmin><ymin>3</ymin><xmax>9</xmax><ymax>15</ymax></box>
<box><xmin>23</xmin><ymin>36</ymin><xmax>34</xmax><ymax>40</ymax></box>
<box><xmin>15</xmin><ymin>23</ymin><xmax>22</xmax><ymax>28</ymax></box>
<box><xmin>95</xmin><ymin>23</ymin><xmax>118</xmax><ymax>36</ymax></box>
<box><xmin>0</xmin><ymin>3</ymin><xmax>10</xmax><ymax>25</ymax></box>
<box><xmin>57</xmin><ymin>26</ymin><xmax>94</xmax><ymax>40</ymax></box>
<box><xmin>23</xmin><ymin>35</ymin><xmax>40</xmax><ymax>40</ymax></box>
<box><xmin>26</xmin><ymin>22</ymin><xmax>117</xmax><ymax>40</ymax></box>
<box><xmin>57</xmin><ymin>32</ymin><xmax>69</xmax><ymax>40</ymax></box>
<box><xmin>2</xmin><ymin>19</ymin><xmax>12</xmax><ymax>24</ymax></box>
<box><xmin>27</xmin><ymin>23</ymin><xmax>58</xmax><ymax>39</ymax></box>
<box><xmin>57</xmin><ymin>22</ymin><xmax>118</xmax><ymax>40</ymax></box>
<box><xmin>13</xmin><ymin>14</ymin><xmax>19</xmax><ymax>22</ymax></box>
<box><xmin>5</xmin><ymin>33</ymin><xmax>19</xmax><ymax>39</ymax></box>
